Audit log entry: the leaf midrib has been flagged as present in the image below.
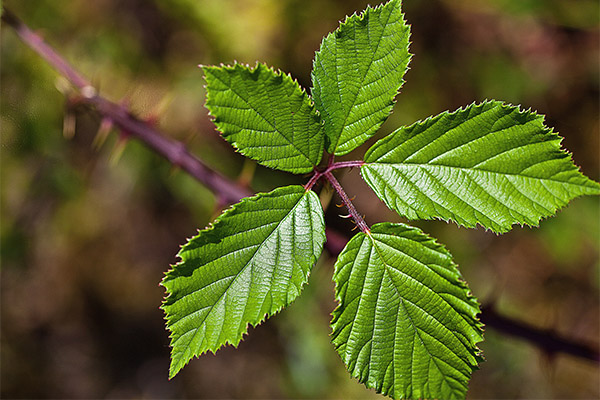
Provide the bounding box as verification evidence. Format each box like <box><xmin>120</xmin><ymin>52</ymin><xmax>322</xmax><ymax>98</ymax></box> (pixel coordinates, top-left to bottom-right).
<box><xmin>339</xmin><ymin>233</ymin><xmax>475</xmax><ymax>396</ymax></box>
<box><xmin>377</xmin><ymin>103</ymin><xmax>504</xmax><ymax>163</ymax></box>
<box><xmin>363</xmin><ymin>162</ymin><xmax>592</xmax><ymax>188</ymax></box>
<box><xmin>330</xmin><ymin>5</ymin><xmax>396</xmax><ymax>153</ymax></box>
<box><xmin>368</xmin><ymin>234</ymin><xmax>475</xmax><ymax>357</ymax></box>
<box><xmin>171</xmin><ymin>191</ymin><xmax>310</xmax><ymax>352</ymax></box>
<box><xmin>368</xmin><ymin>234</ymin><xmax>467</xmax><ymax>397</ymax></box>
<box><xmin>363</xmin><ymin>165</ymin><xmax>543</xmax><ymax>230</ymax></box>
<box><xmin>210</xmin><ymin>71</ymin><xmax>316</xmax><ymax>165</ymax></box>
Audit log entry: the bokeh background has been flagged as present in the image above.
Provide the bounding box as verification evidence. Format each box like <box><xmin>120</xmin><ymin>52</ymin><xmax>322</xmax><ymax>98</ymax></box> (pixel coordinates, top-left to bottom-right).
<box><xmin>1</xmin><ymin>0</ymin><xmax>599</xmax><ymax>398</ymax></box>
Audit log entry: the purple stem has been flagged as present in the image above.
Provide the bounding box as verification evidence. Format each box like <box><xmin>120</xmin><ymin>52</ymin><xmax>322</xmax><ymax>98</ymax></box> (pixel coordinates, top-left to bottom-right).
<box><xmin>1</xmin><ymin>8</ymin><xmax>251</xmax><ymax>206</ymax></box>
<box><xmin>324</xmin><ymin>171</ymin><xmax>370</xmax><ymax>234</ymax></box>
<box><xmin>304</xmin><ymin>160</ymin><xmax>365</xmax><ymax>191</ymax></box>
<box><xmin>5</xmin><ymin>6</ymin><xmax>598</xmax><ymax>364</ymax></box>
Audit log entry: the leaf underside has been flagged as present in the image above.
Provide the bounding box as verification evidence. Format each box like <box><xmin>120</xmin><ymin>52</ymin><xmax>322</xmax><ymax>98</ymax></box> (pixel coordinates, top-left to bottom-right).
<box><xmin>362</xmin><ymin>101</ymin><xmax>600</xmax><ymax>233</ymax></box>
<box><xmin>331</xmin><ymin>223</ymin><xmax>483</xmax><ymax>400</ymax></box>
<box><xmin>311</xmin><ymin>0</ymin><xmax>411</xmax><ymax>156</ymax></box>
<box><xmin>162</xmin><ymin>185</ymin><xmax>325</xmax><ymax>378</ymax></box>
<box><xmin>204</xmin><ymin>63</ymin><xmax>324</xmax><ymax>173</ymax></box>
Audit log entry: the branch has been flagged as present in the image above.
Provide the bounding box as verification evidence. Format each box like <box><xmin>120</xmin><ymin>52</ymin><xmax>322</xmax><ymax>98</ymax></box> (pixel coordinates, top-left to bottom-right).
<box><xmin>1</xmin><ymin>8</ymin><xmax>250</xmax><ymax>206</ymax></box>
<box><xmin>4</xmin><ymin>6</ymin><xmax>598</xmax><ymax>365</ymax></box>
<box><xmin>480</xmin><ymin>304</ymin><xmax>599</xmax><ymax>363</ymax></box>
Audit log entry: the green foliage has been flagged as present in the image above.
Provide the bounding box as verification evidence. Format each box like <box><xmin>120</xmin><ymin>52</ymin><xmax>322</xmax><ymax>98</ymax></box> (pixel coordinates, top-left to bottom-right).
<box><xmin>311</xmin><ymin>0</ymin><xmax>411</xmax><ymax>156</ymax></box>
<box><xmin>332</xmin><ymin>223</ymin><xmax>483</xmax><ymax>400</ymax></box>
<box><xmin>362</xmin><ymin>101</ymin><xmax>600</xmax><ymax>233</ymax></box>
<box><xmin>204</xmin><ymin>63</ymin><xmax>324</xmax><ymax>173</ymax></box>
<box><xmin>162</xmin><ymin>185</ymin><xmax>326</xmax><ymax>378</ymax></box>
<box><xmin>162</xmin><ymin>0</ymin><xmax>599</xmax><ymax>398</ymax></box>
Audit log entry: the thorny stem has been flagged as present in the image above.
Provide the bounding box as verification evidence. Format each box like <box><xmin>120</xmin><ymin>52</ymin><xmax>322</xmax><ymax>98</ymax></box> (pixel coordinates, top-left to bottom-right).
<box><xmin>324</xmin><ymin>171</ymin><xmax>370</xmax><ymax>234</ymax></box>
<box><xmin>4</xmin><ymin>7</ymin><xmax>599</xmax><ymax>364</ymax></box>
<box><xmin>1</xmin><ymin>8</ymin><xmax>251</xmax><ymax>206</ymax></box>
<box><xmin>302</xmin><ymin>157</ymin><xmax>367</xmax><ymax>232</ymax></box>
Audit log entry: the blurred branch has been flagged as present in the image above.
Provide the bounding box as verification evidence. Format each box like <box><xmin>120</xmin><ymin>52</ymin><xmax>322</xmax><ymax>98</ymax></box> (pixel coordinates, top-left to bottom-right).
<box><xmin>3</xmin><ymin>6</ymin><xmax>598</xmax><ymax>365</ymax></box>
<box><xmin>480</xmin><ymin>304</ymin><xmax>599</xmax><ymax>363</ymax></box>
<box><xmin>1</xmin><ymin>7</ymin><xmax>251</xmax><ymax>206</ymax></box>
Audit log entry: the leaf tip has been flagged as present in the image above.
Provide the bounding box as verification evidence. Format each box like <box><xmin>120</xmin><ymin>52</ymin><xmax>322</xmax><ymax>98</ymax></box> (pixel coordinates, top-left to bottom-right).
<box><xmin>168</xmin><ymin>356</ymin><xmax>186</xmax><ymax>380</ymax></box>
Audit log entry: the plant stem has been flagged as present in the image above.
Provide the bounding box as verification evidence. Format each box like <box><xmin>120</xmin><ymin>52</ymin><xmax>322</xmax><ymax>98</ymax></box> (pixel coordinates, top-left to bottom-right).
<box><xmin>324</xmin><ymin>171</ymin><xmax>370</xmax><ymax>234</ymax></box>
<box><xmin>304</xmin><ymin>171</ymin><xmax>322</xmax><ymax>191</ymax></box>
<box><xmin>1</xmin><ymin>9</ymin><xmax>90</xmax><ymax>91</ymax></box>
<box><xmin>327</xmin><ymin>153</ymin><xmax>335</xmax><ymax>167</ymax></box>
<box><xmin>6</xmin><ymin>6</ymin><xmax>598</xmax><ymax>364</ymax></box>
<box><xmin>1</xmin><ymin>8</ymin><xmax>251</xmax><ymax>206</ymax></box>
<box><xmin>304</xmin><ymin>160</ymin><xmax>365</xmax><ymax>191</ymax></box>
<box><xmin>480</xmin><ymin>304</ymin><xmax>599</xmax><ymax>362</ymax></box>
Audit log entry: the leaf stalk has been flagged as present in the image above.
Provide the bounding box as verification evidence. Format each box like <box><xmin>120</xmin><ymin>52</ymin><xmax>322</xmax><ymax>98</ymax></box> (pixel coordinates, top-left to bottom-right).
<box><xmin>324</xmin><ymin>171</ymin><xmax>370</xmax><ymax>233</ymax></box>
<box><xmin>304</xmin><ymin>160</ymin><xmax>365</xmax><ymax>191</ymax></box>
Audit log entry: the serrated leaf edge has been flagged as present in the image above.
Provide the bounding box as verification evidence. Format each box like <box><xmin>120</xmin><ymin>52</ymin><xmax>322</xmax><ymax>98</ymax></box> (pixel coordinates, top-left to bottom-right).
<box><xmin>311</xmin><ymin>0</ymin><xmax>413</xmax><ymax>156</ymax></box>
<box><xmin>361</xmin><ymin>100</ymin><xmax>600</xmax><ymax>233</ymax></box>
<box><xmin>331</xmin><ymin>223</ymin><xmax>484</xmax><ymax>399</ymax></box>
<box><xmin>161</xmin><ymin>186</ymin><xmax>325</xmax><ymax>378</ymax></box>
<box><xmin>202</xmin><ymin>62</ymin><xmax>325</xmax><ymax>173</ymax></box>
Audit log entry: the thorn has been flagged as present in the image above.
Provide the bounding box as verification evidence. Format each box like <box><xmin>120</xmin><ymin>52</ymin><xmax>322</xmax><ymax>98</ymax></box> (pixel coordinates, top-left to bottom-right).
<box><xmin>338</xmin><ymin>214</ymin><xmax>352</xmax><ymax>219</ymax></box>
<box><xmin>539</xmin><ymin>347</ymin><xmax>557</xmax><ymax>379</ymax></box>
<box><xmin>145</xmin><ymin>94</ymin><xmax>173</xmax><ymax>128</ymax></box>
<box><xmin>350</xmin><ymin>195</ymin><xmax>356</xmax><ymax>201</ymax></box>
<box><xmin>145</xmin><ymin>114</ymin><xmax>159</xmax><ymax>128</ymax></box>
<box><xmin>109</xmin><ymin>135</ymin><xmax>128</xmax><ymax>166</ymax></box>
<box><xmin>118</xmin><ymin>126</ymin><xmax>132</xmax><ymax>140</ymax></box>
<box><xmin>335</xmin><ymin>202</ymin><xmax>344</xmax><ymax>208</ymax></box>
<box><xmin>351</xmin><ymin>225</ymin><xmax>358</xmax><ymax>231</ymax></box>
<box><xmin>63</xmin><ymin>110</ymin><xmax>76</xmax><ymax>139</ymax></box>
<box><xmin>93</xmin><ymin>117</ymin><xmax>113</xmax><ymax>149</ymax></box>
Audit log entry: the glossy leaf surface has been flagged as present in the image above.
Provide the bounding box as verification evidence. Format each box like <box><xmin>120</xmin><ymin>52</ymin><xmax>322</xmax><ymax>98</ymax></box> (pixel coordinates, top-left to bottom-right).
<box><xmin>204</xmin><ymin>63</ymin><xmax>324</xmax><ymax>173</ymax></box>
<box><xmin>331</xmin><ymin>223</ymin><xmax>483</xmax><ymax>400</ymax></box>
<box><xmin>362</xmin><ymin>101</ymin><xmax>600</xmax><ymax>232</ymax></box>
<box><xmin>162</xmin><ymin>185</ymin><xmax>325</xmax><ymax>378</ymax></box>
<box><xmin>311</xmin><ymin>0</ymin><xmax>411</xmax><ymax>156</ymax></box>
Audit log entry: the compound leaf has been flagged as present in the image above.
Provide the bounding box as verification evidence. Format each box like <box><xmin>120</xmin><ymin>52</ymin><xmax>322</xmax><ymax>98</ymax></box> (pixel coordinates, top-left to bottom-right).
<box><xmin>362</xmin><ymin>101</ymin><xmax>600</xmax><ymax>233</ymax></box>
<box><xmin>162</xmin><ymin>185</ymin><xmax>326</xmax><ymax>378</ymax></box>
<box><xmin>311</xmin><ymin>0</ymin><xmax>411</xmax><ymax>156</ymax></box>
<box><xmin>204</xmin><ymin>63</ymin><xmax>324</xmax><ymax>173</ymax></box>
<box><xmin>332</xmin><ymin>223</ymin><xmax>483</xmax><ymax>400</ymax></box>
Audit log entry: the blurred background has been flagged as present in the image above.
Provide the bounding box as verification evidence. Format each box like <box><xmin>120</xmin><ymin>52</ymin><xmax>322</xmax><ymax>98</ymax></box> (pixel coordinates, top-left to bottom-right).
<box><xmin>1</xmin><ymin>0</ymin><xmax>598</xmax><ymax>398</ymax></box>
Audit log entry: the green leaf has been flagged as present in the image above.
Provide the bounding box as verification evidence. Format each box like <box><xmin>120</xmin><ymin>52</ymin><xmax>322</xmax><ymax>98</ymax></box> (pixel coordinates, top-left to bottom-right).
<box><xmin>311</xmin><ymin>0</ymin><xmax>411</xmax><ymax>156</ymax></box>
<box><xmin>162</xmin><ymin>185</ymin><xmax>326</xmax><ymax>378</ymax></box>
<box><xmin>331</xmin><ymin>223</ymin><xmax>483</xmax><ymax>400</ymax></box>
<box><xmin>204</xmin><ymin>63</ymin><xmax>324</xmax><ymax>173</ymax></box>
<box><xmin>362</xmin><ymin>101</ymin><xmax>600</xmax><ymax>233</ymax></box>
